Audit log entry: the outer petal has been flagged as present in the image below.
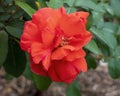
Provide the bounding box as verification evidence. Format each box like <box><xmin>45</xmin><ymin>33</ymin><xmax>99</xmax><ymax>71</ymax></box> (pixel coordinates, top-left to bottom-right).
<box><xmin>65</xmin><ymin>49</ymin><xmax>86</xmax><ymax>61</ymax></box>
<box><xmin>72</xmin><ymin>58</ymin><xmax>87</xmax><ymax>72</ymax></box>
<box><xmin>69</xmin><ymin>31</ymin><xmax>92</xmax><ymax>49</ymax></box>
<box><xmin>30</xmin><ymin>61</ymin><xmax>47</xmax><ymax>76</ymax></box>
<box><xmin>20</xmin><ymin>21</ymin><xmax>41</xmax><ymax>52</ymax></box>
<box><xmin>32</xmin><ymin>7</ymin><xmax>66</xmax><ymax>30</ymax></box>
<box><xmin>71</xmin><ymin>11</ymin><xmax>89</xmax><ymax>25</ymax></box>
<box><xmin>48</xmin><ymin>60</ymin><xmax>78</xmax><ymax>83</ymax></box>
<box><xmin>30</xmin><ymin>42</ymin><xmax>50</xmax><ymax>64</ymax></box>
<box><xmin>58</xmin><ymin>14</ymin><xmax>86</xmax><ymax>37</ymax></box>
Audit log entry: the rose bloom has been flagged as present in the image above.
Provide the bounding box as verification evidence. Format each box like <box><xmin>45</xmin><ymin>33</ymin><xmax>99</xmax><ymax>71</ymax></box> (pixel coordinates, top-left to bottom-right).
<box><xmin>20</xmin><ymin>7</ymin><xmax>92</xmax><ymax>83</ymax></box>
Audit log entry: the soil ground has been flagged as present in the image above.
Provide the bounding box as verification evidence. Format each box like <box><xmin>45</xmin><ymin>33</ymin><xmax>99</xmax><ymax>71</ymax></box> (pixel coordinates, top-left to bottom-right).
<box><xmin>0</xmin><ymin>64</ymin><xmax>120</xmax><ymax>96</ymax></box>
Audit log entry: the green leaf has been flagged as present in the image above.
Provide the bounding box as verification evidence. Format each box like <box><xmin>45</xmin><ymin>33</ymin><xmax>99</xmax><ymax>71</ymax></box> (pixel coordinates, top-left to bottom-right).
<box><xmin>92</xmin><ymin>11</ymin><xmax>104</xmax><ymax>28</ymax></box>
<box><xmin>103</xmin><ymin>4</ymin><xmax>114</xmax><ymax>16</ymax></box>
<box><xmin>64</xmin><ymin>0</ymin><xmax>76</xmax><ymax>7</ymax></box>
<box><xmin>13</xmin><ymin>9</ymin><xmax>24</xmax><ymax>18</ymax></box>
<box><xmin>110</xmin><ymin>0</ymin><xmax>120</xmax><ymax>17</ymax></box>
<box><xmin>66</xmin><ymin>7</ymin><xmax>77</xmax><ymax>13</ymax></box>
<box><xmin>75</xmin><ymin>0</ymin><xmax>104</xmax><ymax>12</ymax></box>
<box><xmin>86</xmin><ymin>14</ymin><xmax>93</xmax><ymax>30</ymax></box>
<box><xmin>16</xmin><ymin>0</ymin><xmax>36</xmax><ymax>17</ymax></box>
<box><xmin>23</xmin><ymin>54</ymin><xmax>33</xmax><ymax>80</ymax></box>
<box><xmin>6</xmin><ymin>5</ymin><xmax>16</xmax><ymax>13</ymax></box>
<box><xmin>108</xmin><ymin>59</ymin><xmax>120</xmax><ymax>78</ymax></box>
<box><xmin>0</xmin><ymin>13</ymin><xmax>10</xmax><ymax>21</ymax></box>
<box><xmin>86</xmin><ymin>55</ymin><xmax>97</xmax><ymax>69</ymax></box>
<box><xmin>112</xmin><ymin>46</ymin><xmax>120</xmax><ymax>57</ymax></box>
<box><xmin>47</xmin><ymin>0</ymin><xmax>64</xmax><ymax>8</ymax></box>
<box><xmin>102</xmin><ymin>22</ymin><xmax>118</xmax><ymax>34</ymax></box>
<box><xmin>63</xmin><ymin>0</ymin><xmax>77</xmax><ymax>13</ymax></box>
<box><xmin>6</xmin><ymin>26</ymin><xmax>22</xmax><ymax>38</ymax></box>
<box><xmin>90</xmin><ymin>27</ymin><xmax>117</xmax><ymax>49</ymax></box>
<box><xmin>66</xmin><ymin>80</ymin><xmax>81</xmax><ymax>96</ymax></box>
<box><xmin>0</xmin><ymin>31</ymin><xmax>8</xmax><ymax>67</ymax></box>
<box><xmin>85</xmin><ymin>40</ymin><xmax>101</xmax><ymax>55</ymax></box>
<box><xmin>3</xmin><ymin>38</ymin><xmax>27</xmax><ymax>77</ymax></box>
<box><xmin>32</xmin><ymin>73</ymin><xmax>52</xmax><ymax>91</ymax></box>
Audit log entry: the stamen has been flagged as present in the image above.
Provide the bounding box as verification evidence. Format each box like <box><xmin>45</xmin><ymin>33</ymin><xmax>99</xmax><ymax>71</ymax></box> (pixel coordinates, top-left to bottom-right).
<box><xmin>60</xmin><ymin>36</ymin><xmax>72</xmax><ymax>46</ymax></box>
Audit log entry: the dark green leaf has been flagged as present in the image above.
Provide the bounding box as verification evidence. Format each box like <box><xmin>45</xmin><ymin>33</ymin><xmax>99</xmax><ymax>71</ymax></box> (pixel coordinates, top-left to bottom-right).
<box><xmin>85</xmin><ymin>40</ymin><xmax>101</xmax><ymax>55</ymax></box>
<box><xmin>0</xmin><ymin>31</ymin><xmax>8</xmax><ymax>67</ymax></box>
<box><xmin>5</xmin><ymin>26</ymin><xmax>22</xmax><ymax>38</ymax></box>
<box><xmin>86</xmin><ymin>14</ymin><xmax>93</xmax><ymax>30</ymax></box>
<box><xmin>13</xmin><ymin>9</ymin><xmax>24</xmax><ymax>18</ymax></box>
<box><xmin>0</xmin><ymin>13</ymin><xmax>10</xmax><ymax>21</ymax></box>
<box><xmin>66</xmin><ymin>80</ymin><xmax>81</xmax><ymax>96</ymax></box>
<box><xmin>108</xmin><ymin>59</ymin><xmax>120</xmax><ymax>78</ymax></box>
<box><xmin>6</xmin><ymin>5</ymin><xmax>16</xmax><ymax>13</ymax></box>
<box><xmin>32</xmin><ymin>73</ymin><xmax>52</xmax><ymax>91</ymax></box>
<box><xmin>16</xmin><ymin>0</ymin><xmax>36</xmax><ymax>17</ymax></box>
<box><xmin>23</xmin><ymin>54</ymin><xmax>33</xmax><ymax>80</ymax></box>
<box><xmin>90</xmin><ymin>27</ymin><xmax>117</xmax><ymax>49</ymax></box>
<box><xmin>86</xmin><ymin>55</ymin><xmax>97</xmax><ymax>69</ymax></box>
<box><xmin>3</xmin><ymin>38</ymin><xmax>27</xmax><ymax>77</ymax></box>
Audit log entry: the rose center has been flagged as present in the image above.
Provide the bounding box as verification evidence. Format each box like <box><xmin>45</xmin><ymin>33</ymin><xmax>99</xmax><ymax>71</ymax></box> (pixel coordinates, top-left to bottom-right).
<box><xmin>60</xmin><ymin>36</ymin><xmax>72</xmax><ymax>46</ymax></box>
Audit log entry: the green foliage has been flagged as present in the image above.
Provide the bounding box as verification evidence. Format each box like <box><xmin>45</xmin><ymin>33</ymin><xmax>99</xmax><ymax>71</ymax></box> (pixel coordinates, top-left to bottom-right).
<box><xmin>32</xmin><ymin>73</ymin><xmax>52</xmax><ymax>91</ymax></box>
<box><xmin>16</xmin><ymin>0</ymin><xmax>36</xmax><ymax>17</ymax></box>
<box><xmin>47</xmin><ymin>0</ymin><xmax>64</xmax><ymax>8</ymax></box>
<box><xmin>66</xmin><ymin>80</ymin><xmax>81</xmax><ymax>96</ymax></box>
<box><xmin>108</xmin><ymin>59</ymin><xmax>120</xmax><ymax>78</ymax></box>
<box><xmin>86</xmin><ymin>54</ymin><xmax>97</xmax><ymax>69</ymax></box>
<box><xmin>0</xmin><ymin>31</ymin><xmax>8</xmax><ymax>67</ymax></box>
<box><xmin>3</xmin><ymin>38</ymin><xmax>27</xmax><ymax>77</ymax></box>
<box><xmin>85</xmin><ymin>40</ymin><xmax>101</xmax><ymax>55</ymax></box>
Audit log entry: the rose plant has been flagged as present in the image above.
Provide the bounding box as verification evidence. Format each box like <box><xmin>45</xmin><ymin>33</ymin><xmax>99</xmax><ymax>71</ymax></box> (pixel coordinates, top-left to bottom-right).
<box><xmin>0</xmin><ymin>0</ymin><xmax>120</xmax><ymax>95</ymax></box>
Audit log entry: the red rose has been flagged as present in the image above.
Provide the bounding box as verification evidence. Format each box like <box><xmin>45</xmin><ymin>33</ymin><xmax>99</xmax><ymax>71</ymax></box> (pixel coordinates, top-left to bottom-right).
<box><xmin>20</xmin><ymin>7</ymin><xmax>92</xmax><ymax>83</ymax></box>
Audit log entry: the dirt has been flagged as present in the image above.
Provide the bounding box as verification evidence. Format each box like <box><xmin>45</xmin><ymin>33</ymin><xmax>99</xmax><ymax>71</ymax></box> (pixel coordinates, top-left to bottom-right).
<box><xmin>0</xmin><ymin>64</ymin><xmax>120</xmax><ymax>96</ymax></box>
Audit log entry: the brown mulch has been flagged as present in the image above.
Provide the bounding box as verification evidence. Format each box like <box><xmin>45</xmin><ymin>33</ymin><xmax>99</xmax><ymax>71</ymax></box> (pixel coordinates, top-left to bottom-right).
<box><xmin>0</xmin><ymin>64</ymin><xmax>120</xmax><ymax>96</ymax></box>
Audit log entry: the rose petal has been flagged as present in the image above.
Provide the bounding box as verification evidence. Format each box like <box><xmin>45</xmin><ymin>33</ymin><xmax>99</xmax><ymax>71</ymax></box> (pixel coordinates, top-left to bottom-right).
<box><xmin>72</xmin><ymin>58</ymin><xmax>87</xmax><ymax>72</ymax></box>
<box><xmin>48</xmin><ymin>60</ymin><xmax>78</xmax><ymax>83</ymax></box>
<box><xmin>42</xmin><ymin>53</ymin><xmax>51</xmax><ymax>70</ymax></box>
<box><xmin>65</xmin><ymin>49</ymin><xmax>86</xmax><ymax>61</ymax></box>
<box><xmin>52</xmin><ymin>45</ymin><xmax>75</xmax><ymax>60</ymax></box>
<box><xmin>20</xmin><ymin>21</ymin><xmax>41</xmax><ymax>52</ymax></box>
<box><xmin>30</xmin><ymin>62</ymin><xmax>47</xmax><ymax>76</ymax></box>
